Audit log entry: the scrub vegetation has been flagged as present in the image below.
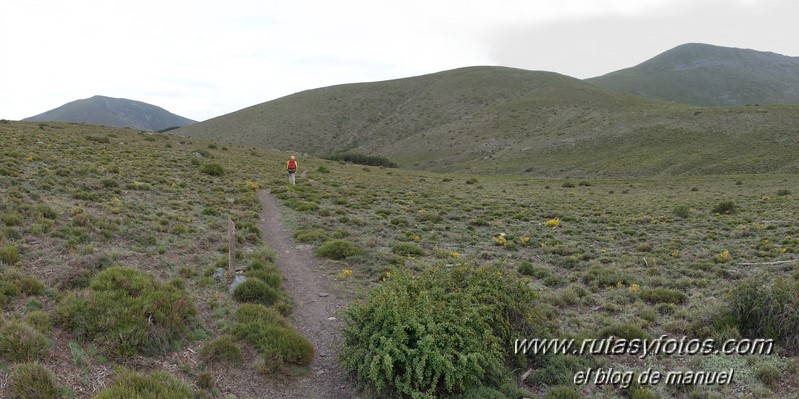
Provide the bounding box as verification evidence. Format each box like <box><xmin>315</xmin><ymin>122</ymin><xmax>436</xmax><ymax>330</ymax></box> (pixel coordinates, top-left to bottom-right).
<box><xmin>2</xmin><ymin>120</ymin><xmax>798</xmax><ymax>398</ymax></box>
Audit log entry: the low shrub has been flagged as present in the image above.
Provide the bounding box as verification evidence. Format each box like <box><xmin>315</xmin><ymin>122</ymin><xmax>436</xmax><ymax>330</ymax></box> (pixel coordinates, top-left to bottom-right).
<box><xmin>232</xmin><ymin>278</ymin><xmax>281</xmax><ymax>306</ymax></box>
<box><xmin>672</xmin><ymin>205</ymin><xmax>691</xmax><ymax>218</ymax></box>
<box><xmin>711</xmin><ymin>201</ymin><xmax>737</xmax><ymax>214</ymax></box>
<box><xmin>229</xmin><ymin>304</ymin><xmax>313</xmax><ymax>369</ymax></box>
<box><xmin>755</xmin><ymin>364</ymin><xmax>781</xmax><ymax>387</ymax></box>
<box><xmin>0</xmin><ymin>321</ymin><xmax>51</xmax><ymax>362</ymax></box>
<box><xmin>200</xmin><ymin>162</ymin><xmax>225</xmax><ymax>176</ymax></box>
<box><xmin>92</xmin><ymin>369</ymin><xmax>193</xmax><ymax>399</ymax></box>
<box><xmin>245</xmin><ymin>270</ymin><xmax>282</xmax><ymax>289</ymax></box>
<box><xmin>315</xmin><ymin>239</ymin><xmax>363</xmax><ymax>259</ymax></box>
<box><xmin>341</xmin><ymin>264</ymin><xmax>557</xmax><ymax>398</ymax></box>
<box><xmin>391</xmin><ymin>242</ymin><xmax>425</xmax><ymax>256</ymax></box>
<box><xmin>9</xmin><ymin>362</ymin><xmax>59</xmax><ymax>399</ymax></box>
<box><xmin>729</xmin><ymin>277</ymin><xmax>799</xmax><ymax>352</ymax></box>
<box><xmin>640</xmin><ymin>287</ymin><xmax>688</xmax><ymax>304</ymax></box>
<box><xmin>0</xmin><ymin>244</ymin><xmax>20</xmax><ymax>264</ymax></box>
<box><xmin>199</xmin><ymin>335</ymin><xmax>243</xmax><ymax>367</ymax></box>
<box><xmin>54</xmin><ymin>267</ymin><xmax>196</xmax><ymax>358</ymax></box>
<box><xmin>294</xmin><ymin>228</ymin><xmax>328</xmax><ymax>243</ymax></box>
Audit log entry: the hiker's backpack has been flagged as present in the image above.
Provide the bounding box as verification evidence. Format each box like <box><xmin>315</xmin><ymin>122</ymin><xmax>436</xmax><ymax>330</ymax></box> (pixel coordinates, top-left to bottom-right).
<box><xmin>288</xmin><ymin>159</ymin><xmax>297</xmax><ymax>172</ymax></box>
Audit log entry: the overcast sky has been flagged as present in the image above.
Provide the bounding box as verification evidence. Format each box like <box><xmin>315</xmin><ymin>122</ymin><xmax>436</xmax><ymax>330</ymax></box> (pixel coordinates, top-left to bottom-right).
<box><xmin>1</xmin><ymin>0</ymin><xmax>797</xmax><ymax>122</ymax></box>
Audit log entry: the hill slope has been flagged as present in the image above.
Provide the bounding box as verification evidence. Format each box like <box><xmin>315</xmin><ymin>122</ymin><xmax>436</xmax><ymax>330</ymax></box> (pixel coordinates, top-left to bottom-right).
<box><xmin>23</xmin><ymin>95</ymin><xmax>196</xmax><ymax>131</ymax></box>
<box><xmin>175</xmin><ymin>66</ymin><xmax>799</xmax><ymax>177</ymax></box>
<box><xmin>587</xmin><ymin>43</ymin><xmax>799</xmax><ymax>106</ymax></box>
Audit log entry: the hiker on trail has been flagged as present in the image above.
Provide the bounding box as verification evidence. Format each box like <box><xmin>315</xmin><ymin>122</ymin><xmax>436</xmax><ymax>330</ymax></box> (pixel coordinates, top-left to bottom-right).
<box><xmin>287</xmin><ymin>155</ymin><xmax>297</xmax><ymax>185</ymax></box>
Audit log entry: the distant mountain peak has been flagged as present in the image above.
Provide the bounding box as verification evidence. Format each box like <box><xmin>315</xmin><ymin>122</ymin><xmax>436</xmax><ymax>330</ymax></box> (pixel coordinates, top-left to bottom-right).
<box><xmin>588</xmin><ymin>43</ymin><xmax>799</xmax><ymax>106</ymax></box>
<box><xmin>24</xmin><ymin>96</ymin><xmax>196</xmax><ymax>131</ymax></box>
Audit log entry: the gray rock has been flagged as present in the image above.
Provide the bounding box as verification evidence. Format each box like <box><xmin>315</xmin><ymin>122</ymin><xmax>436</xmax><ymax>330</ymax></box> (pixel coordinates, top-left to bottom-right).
<box><xmin>228</xmin><ymin>275</ymin><xmax>247</xmax><ymax>293</ymax></box>
<box><xmin>214</xmin><ymin>268</ymin><xmax>226</xmax><ymax>282</ymax></box>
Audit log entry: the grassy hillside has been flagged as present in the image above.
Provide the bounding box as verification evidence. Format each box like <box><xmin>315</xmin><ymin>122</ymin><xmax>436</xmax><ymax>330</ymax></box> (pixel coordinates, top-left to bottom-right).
<box><xmin>0</xmin><ymin>121</ymin><xmax>311</xmax><ymax>398</ymax></box>
<box><xmin>23</xmin><ymin>95</ymin><xmax>196</xmax><ymax>131</ymax></box>
<box><xmin>3</xmin><ymin>120</ymin><xmax>799</xmax><ymax>398</ymax></box>
<box><xmin>175</xmin><ymin>66</ymin><xmax>799</xmax><ymax>176</ymax></box>
<box><xmin>271</xmin><ymin>158</ymin><xmax>799</xmax><ymax>398</ymax></box>
<box><xmin>588</xmin><ymin>43</ymin><xmax>799</xmax><ymax>106</ymax></box>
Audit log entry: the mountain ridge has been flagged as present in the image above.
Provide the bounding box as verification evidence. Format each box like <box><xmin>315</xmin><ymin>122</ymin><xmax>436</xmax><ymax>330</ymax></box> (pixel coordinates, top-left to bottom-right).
<box><xmin>174</xmin><ymin>64</ymin><xmax>799</xmax><ymax>177</ymax></box>
<box><xmin>587</xmin><ymin>43</ymin><xmax>799</xmax><ymax>106</ymax></box>
<box><xmin>23</xmin><ymin>95</ymin><xmax>196</xmax><ymax>131</ymax></box>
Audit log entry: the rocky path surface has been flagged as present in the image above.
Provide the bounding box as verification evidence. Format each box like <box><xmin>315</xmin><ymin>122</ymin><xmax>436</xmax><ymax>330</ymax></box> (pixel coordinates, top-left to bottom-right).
<box><xmin>258</xmin><ymin>189</ymin><xmax>356</xmax><ymax>399</ymax></box>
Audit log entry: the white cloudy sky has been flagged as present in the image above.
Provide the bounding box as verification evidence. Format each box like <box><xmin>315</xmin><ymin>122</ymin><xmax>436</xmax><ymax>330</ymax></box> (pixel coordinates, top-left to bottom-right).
<box><xmin>1</xmin><ymin>0</ymin><xmax>796</xmax><ymax>121</ymax></box>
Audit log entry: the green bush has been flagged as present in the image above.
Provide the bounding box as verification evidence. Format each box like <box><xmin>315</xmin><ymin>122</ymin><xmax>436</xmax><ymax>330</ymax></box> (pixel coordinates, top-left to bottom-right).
<box><xmin>91</xmin><ymin>369</ymin><xmax>192</xmax><ymax>399</ymax></box>
<box><xmin>729</xmin><ymin>278</ymin><xmax>799</xmax><ymax>352</ymax></box>
<box><xmin>199</xmin><ymin>335</ymin><xmax>243</xmax><ymax>367</ymax></box>
<box><xmin>200</xmin><ymin>162</ymin><xmax>225</xmax><ymax>176</ymax></box>
<box><xmin>0</xmin><ymin>244</ymin><xmax>20</xmax><ymax>264</ymax></box>
<box><xmin>315</xmin><ymin>239</ymin><xmax>363</xmax><ymax>259</ymax></box>
<box><xmin>25</xmin><ymin>311</ymin><xmax>51</xmax><ymax>333</ymax></box>
<box><xmin>294</xmin><ymin>228</ymin><xmax>329</xmax><ymax>243</ymax></box>
<box><xmin>776</xmin><ymin>189</ymin><xmax>792</xmax><ymax>196</ymax></box>
<box><xmin>232</xmin><ymin>278</ymin><xmax>281</xmax><ymax>306</ymax></box>
<box><xmin>672</xmin><ymin>205</ymin><xmax>691</xmax><ymax>218</ymax></box>
<box><xmin>517</xmin><ymin>261</ymin><xmax>536</xmax><ymax>276</ymax></box>
<box><xmin>391</xmin><ymin>242</ymin><xmax>425</xmax><ymax>256</ymax></box>
<box><xmin>640</xmin><ymin>287</ymin><xmax>688</xmax><ymax>304</ymax></box>
<box><xmin>229</xmin><ymin>304</ymin><xmax>313</xmax><ymax>369</ymax></box>
<box><xmin>0</xmin><ymin>321</ymin><xmax>51</xmax><ymax>362</ymax></box>
<box><xmin>10</xmin><ymin>362</ymin><xmax>59</xmax><ymax>399</ymax></box>
<box><xmin>341</xmin><ymin>264</ymin><xmax>557</xmax><ymax>398</ymax></box>
<box><xmin>2</xmin><ymin>212</ymin><xmax>24</xmax><ymax>226</ymax></box>
<box><xmin>245</xmin><ymin>270</ymin><xmax>282</xmax><ymax>289</ymax></box>
<box><xmin>711</xmin><ymin>201</ymin><xmax>737</xmax><ymax>214</ymax></box>
<box><xmin>54</xmin><ymin>267</ymin><xmax>196</xmax><ymax>358</ymax></box>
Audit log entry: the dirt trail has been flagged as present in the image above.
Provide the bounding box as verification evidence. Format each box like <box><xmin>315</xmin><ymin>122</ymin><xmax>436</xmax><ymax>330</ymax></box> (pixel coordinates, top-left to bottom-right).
<box><xmin>258</xmin><ymin>189</ymin><xmax>356</xmax><ymax>399</ymax></box>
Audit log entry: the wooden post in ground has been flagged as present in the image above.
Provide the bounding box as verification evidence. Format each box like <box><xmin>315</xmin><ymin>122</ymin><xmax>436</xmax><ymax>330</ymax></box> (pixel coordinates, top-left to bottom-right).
<box><xmin>228</xmin><ymin>219</ymin><xmax>236</xmax><ymax>274</ymax></box>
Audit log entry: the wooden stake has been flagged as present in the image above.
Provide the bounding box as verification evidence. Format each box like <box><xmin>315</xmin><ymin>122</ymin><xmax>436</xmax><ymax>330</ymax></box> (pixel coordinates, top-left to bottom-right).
<box><xmin>228</xmin><ymin>219</ymin><xmax>236</xmax><ymax>274</ymax></box>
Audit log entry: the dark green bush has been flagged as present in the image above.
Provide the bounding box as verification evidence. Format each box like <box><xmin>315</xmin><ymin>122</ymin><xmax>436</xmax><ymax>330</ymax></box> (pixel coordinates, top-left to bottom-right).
<box><xmin>341</xmin><ymin>264</ymin><xmax>557</xmax><ymax>398</ymax></box>
<box><xmin>711</xmin><ymin>201</ymin><xmax>737</xmax><ymax>214</ymax></box>
<box><xmin>200</xmin><ymin>162</ymin><xmax>225</xmax><ymax>176</ymax></box>
<box><xmin>640</xmin><ymin>287</ymin><xmax>688</xmax><ymax>304</ymax></box>
<box><xmin>517</xmin><ymin>261</ymin><xmax>535</xmax><ymax>275</ymax></box>
<box><xmin>0</xmin><ymin>321</ymin><xmax>51</xmax><ymax>362</ymax></box>
<box><xmin>232</xmin><ymin>278</ymin><xmax>281</xmax><ymax>306</ymax></box>
<box><xmin>324</xmin><ymin>153</ymin><xmax>397</xmax><ymax>168</ymax></box>
<box><xmin>10</xmin><ymin>362</ymin><xmax>59</xmax><ymax>399</ymax></box>
<box><xmin>672</xmin><ymin>205</ymin><xmax>690</xmax><ymax>218</ymax></box>
<box><xmin>229</xmin><ymin>304</ymin><xmax>313</xmax><ymax>369</ymax></box>
<box><xmin>776</xmin><ymin>189</ymin><xmax>791</xmax><ymax>196</ymax></box>
<box><xmin>315</xmin><ymin>239</ymin><xmax>363</xmax><ymax>259</ymax></box>
<box><xmin>245</xmin><ymin>270</ymin><xmax>282</xmax><ymax>289</ymax></box>
<box><xmin>54</xmin><ymin>267</ymin><xmax>196</xmax><ymax>358</ymax></box>
<box><xmin>91</xmin><ymin>369</ymin><xmax>193</xmax><ymax>399</ymax></box>
<box><xmin>391</xmin><ymin>242</ymin><xmax>425</xmax><ymax>256</ymax></box>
